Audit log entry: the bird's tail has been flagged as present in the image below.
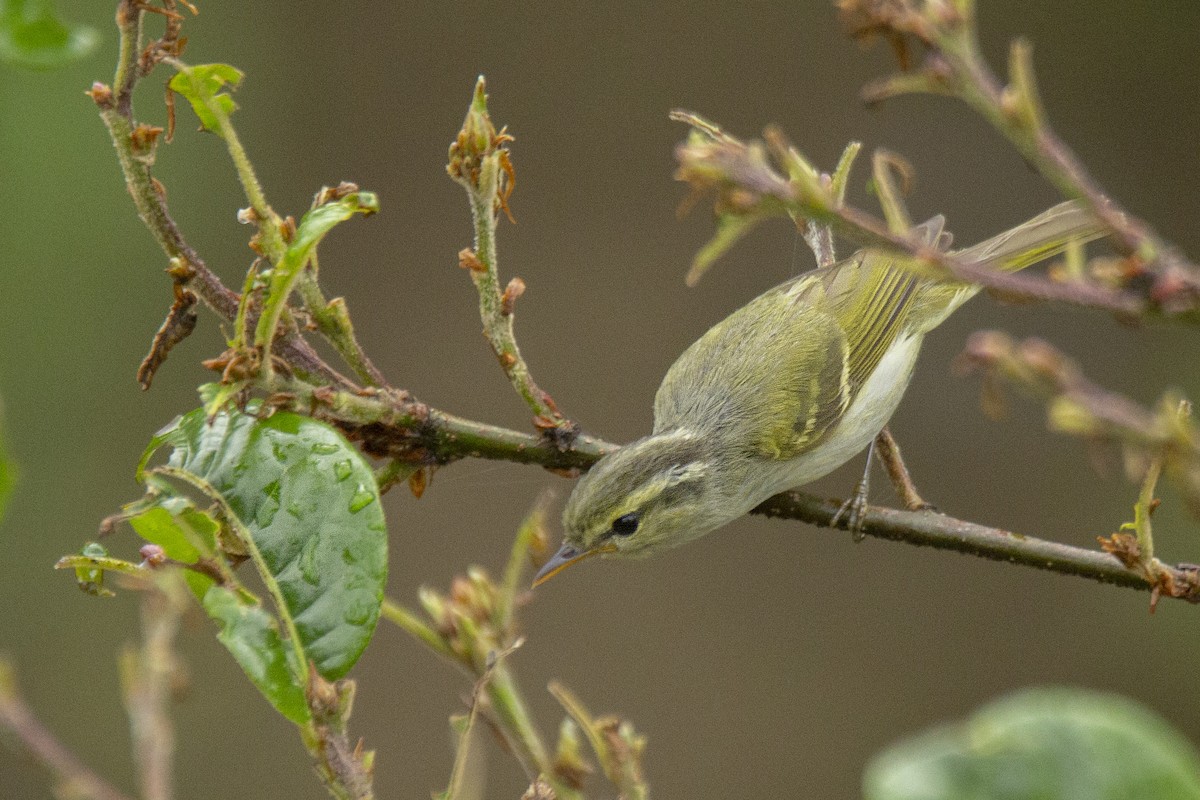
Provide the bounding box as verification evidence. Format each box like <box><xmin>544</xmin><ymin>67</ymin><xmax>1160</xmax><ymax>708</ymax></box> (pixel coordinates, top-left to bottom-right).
<box><xmin>953</xmin><ymin>200</ymin><xmax>1107</xmax><ymax>274</ymax></box>
<box><xmin>909</xmin><ymin>200</ymin><xmax>1108</xmax><ymax>330</ymax></box>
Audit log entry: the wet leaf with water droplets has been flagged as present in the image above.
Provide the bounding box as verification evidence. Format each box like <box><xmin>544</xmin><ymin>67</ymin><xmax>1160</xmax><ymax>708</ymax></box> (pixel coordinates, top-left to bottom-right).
<box><xmin>143</xmin><ymin>405</ymin><xmax>388</xmax><ymax>680</ymax></box>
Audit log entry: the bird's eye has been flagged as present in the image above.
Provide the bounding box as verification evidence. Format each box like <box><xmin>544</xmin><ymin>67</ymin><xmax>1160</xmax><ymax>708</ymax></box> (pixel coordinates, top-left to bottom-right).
<box><xmin>611</xmin><ymin>513</ymin><xmax>640</xmax><ymax>536</ymax></box>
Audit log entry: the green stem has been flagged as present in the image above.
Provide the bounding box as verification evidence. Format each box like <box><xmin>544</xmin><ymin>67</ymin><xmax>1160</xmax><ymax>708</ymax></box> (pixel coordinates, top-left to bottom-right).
<box><xmin>380</xmin><ymin>599</ymin><xmax>459</xmax><ymax>665</ymax></box>
<box><xmin>1133</xmin><ymin>456</ymin><xmax>1162</xmax><ymax>565</ymax></box>
<box><xmin>296</xmin><ymin>268</ymin><xmax>387</xmax><ymax>386</ymax></box>
<box><xmin>121</xmin><ymin>580</ymin><xmax>184</xmax><ymax>800</ymax></box>
<box><xmin>485</xmin><ymin>664</ymin><xmax>550</xmax><ymax>774</ymax></box>
<box><xmin>112</xmin><ymin>0</ymin><xmax>141</xmax><ymax>114</ymax></box>
<box><xmin>467</xmin><ymin>190</ymin><xmax>561</xmax><ymax>424</ymax></box>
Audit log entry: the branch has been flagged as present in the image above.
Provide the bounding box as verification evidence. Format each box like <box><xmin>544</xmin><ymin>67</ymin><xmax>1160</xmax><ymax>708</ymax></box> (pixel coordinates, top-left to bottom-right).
<box><xmin>93</xmin><ymin>5</ymin><xmax>1200</xmax><ymax>609</ymax></box>
<box><xmin>956</xmin><ymin>331</ymin><xmax>1200</xmax><ymax>512</ymax></box>
<box><xmin>755</xmin><ymin>492</ymin><xmax>1199</xmax><ymax>601</ymax></box>
<box><xmin>93</xmin><ymin>1</ymin><xmax>346</xmax><ymax>388</ymax></box>
<box><xmin>448</xmin><ymin>78</ymin><xmax>580</xmax><ymax>445</ymax></box>
<box><xmin>839</xmin><ymin>0</ymin><xmax>1200</xmax><ymax>315</ymax></box>
<box><xmin>671</xmin><ymin>110</ymin><xmax>1145</xmax><ymax>316</ymax></box>
<box><xmin>0</xmin><ymin>660</ymin><xmax>136</xmax><ymax>800</ymax></box>
<box><xmin>119</xmin><ymin>576</ymin><xmax>187</xmax><ymax>800</ymax></box>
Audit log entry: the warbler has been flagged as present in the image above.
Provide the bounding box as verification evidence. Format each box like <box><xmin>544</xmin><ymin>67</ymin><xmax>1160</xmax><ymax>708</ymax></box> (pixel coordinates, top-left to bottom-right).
<box><xmin>535</xmin><ymin>201</ymin><xmax>1103</xmax><ymax>584</ymax></box>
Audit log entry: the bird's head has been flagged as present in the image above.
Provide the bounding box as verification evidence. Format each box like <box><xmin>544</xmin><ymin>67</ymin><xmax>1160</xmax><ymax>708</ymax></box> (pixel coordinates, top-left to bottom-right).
<box><xmin>535</xmin><ymin>430</ymin><xmax>735</xmax><ymax>584</ymax></box>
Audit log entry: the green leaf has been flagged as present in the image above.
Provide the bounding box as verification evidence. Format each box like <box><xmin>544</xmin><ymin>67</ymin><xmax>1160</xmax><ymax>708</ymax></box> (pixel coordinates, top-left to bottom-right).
<box><xmin>147</xmin><ymin>406</ymin><xmax>388</xmax><ymax>680</ymax></box>
<box><xmin>126</xmin><ymin>495</ymin><xmax>219</xmax><ymax>598</ymax></box>
<box><xmin>0</xmin><ymin>401</ymin><xmax>13</xmax><ymax>526</ymax></box>
<box><xmin>168</xmin><ymin>62</ymin><xmax>245</xmax><ymax>135</ymax></box>
<box><xmin>254</xmin><ymin>191</ymin><xmax>379</xmax><ymax>355</ymax></box>
<box><xmin>202</xmin><ymin>585</ymin><xmax>311</xmax><ymax>725</ymax></box>
<box><xmin>0</xmin><ymin>0</ymin><xmax>98</xmax><ymax>70</ymax></box>
<box><xmin>865</xmin><ymin>687</ymin><xmax>1200</xmax><ymax>800</ymax></box>
<box><xmin>685</xmin><ymin>210</ymin><xmax>766</xmax><ymax>287</ymax></box>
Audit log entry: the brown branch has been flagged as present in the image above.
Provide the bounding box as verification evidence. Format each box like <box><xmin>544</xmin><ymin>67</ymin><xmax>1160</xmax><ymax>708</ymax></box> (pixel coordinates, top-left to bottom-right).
<box><xmin>96</xmin><ymin>1</ymin><xmax>349</xmax><ymax>388</ymax></box>
<box><xmin>0</xmin><ymin>660</ymin><xmax>136</xmax><ymax>800</ymax></box>
<box><xmin>839</xmin><ymin>0</ymin><xmax>1200</xmax><ymax>315</ymax></box>
<box><xmin>671</xmin><ymin>111</ymin><xmax>1146</xmax><ymax>317</ymax></box>
<box><xmin>755</xmin><ymin>492</ymin><xmax>1200</xmax><ymax>601</ymax></box>
<box><xmin>874</xmin><ymin>426</ymin><xmax>932</xmax><ymax>511</ymax></box>
<box><xmin>274</xmin><ymin>369</ymin><xmax>1196</xmax><ymax>604</ymax></box>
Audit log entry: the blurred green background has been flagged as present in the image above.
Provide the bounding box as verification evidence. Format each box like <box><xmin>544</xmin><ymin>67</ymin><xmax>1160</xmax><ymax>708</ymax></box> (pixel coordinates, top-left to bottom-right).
<box><xmin>2</xmin><ymin>2</ymin><xmax>1199</xmax><ymax>798</ymax></box>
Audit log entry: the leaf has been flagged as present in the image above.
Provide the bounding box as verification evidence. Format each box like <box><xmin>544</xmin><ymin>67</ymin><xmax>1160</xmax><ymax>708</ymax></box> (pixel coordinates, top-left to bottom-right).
<box><xmin>865</xmin><ymin>687</ymin><xmax>1200</xmax><ymax>800</ymax></box>
<box><xmin>168</xmin><ymin>62</ymin><xmax>245</xmax><ymax>135</ymax></box>
<box><xmin>202</xmin><ymin>585</ymin><xmax>311</xmax><ymax>725</ymax></box>
<box><xmin>126</xmin><ymin>494</ymin><xmax>219</xmax><ymax>598</ymax></box>
<box><xmin>0</xmin><ymin>0</ymin><xmax>98</xmax><ymax>70</ymax></box>
<box><xmin>0</xmin><ymin>401</ymin><xmax>13</xmax><ymax>526</ymax></box>
<box><xmin>147</xmin><ymin>406</ymin><xmax>388</xmax><ymax>679</ymax></box>
<box><xmin>685</xmin><ymin>211</ymin><xmax>766</xmax><ymax>287</ymax></box>
<box><xmin>254</xmin><ymin>192</ymin><xmax>379</xmax><ymax>354</ymax></box>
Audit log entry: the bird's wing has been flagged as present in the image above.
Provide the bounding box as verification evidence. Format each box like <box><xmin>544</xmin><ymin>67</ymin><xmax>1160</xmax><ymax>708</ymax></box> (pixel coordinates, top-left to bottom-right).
<box><xmin>653</xmin><ymin>272</ymin><xmax>852</xmax><ymax>461</ymax></box>
<box><xmin>656</xmin><ymin>218</ymin><xmax>947</xmax><ymax>462</ymax></box>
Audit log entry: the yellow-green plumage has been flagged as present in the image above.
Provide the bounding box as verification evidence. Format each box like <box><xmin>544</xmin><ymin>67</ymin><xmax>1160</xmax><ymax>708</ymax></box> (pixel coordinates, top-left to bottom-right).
<box><xmin>543</xmin><ymin>201</ymin><xmax>1105</xmax><ymax>578</ymax></box>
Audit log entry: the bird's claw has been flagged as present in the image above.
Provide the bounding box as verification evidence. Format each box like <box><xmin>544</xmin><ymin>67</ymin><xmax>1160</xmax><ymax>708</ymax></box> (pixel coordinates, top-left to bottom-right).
<box><xmin>832</xmin><ymin>481</ymin><xmax>870</xmax><ymax>541</ymax></box>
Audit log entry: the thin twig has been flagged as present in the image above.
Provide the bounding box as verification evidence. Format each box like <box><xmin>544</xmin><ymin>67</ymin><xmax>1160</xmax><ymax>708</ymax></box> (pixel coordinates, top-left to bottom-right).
<box><xmin>671</xmin><ymin>113</ymin><xmax>1145</xmax><ymax>316</ymax></box>
<box><xmin>304</xmin><ymin>675</ymin><xmax>375</xmax><ymax>800</ymax></box>
<box><xmin>448</xmin><ymin>78</ymin><xmax>580</xmax><ymax>445</ymax></box>
<box><xmin>95</xmin><ymin>2</ymin><xmax>346</xmax><ymax>387</ymax></box>
<box><xmin>294</xmin><ymin>256</ymin><xmax>388</xmax><ymax>387</ymax></box>
<box><xmin>842</xmin><ymin>0</ymin><xmax>1200</xmax><ymax>314</ymax></box>
<box><xmin>874</xmin><ymin>426</ymin><xmax>931</xmax><ymax>511</ymax></box>
<box><xmin>120</xmin><ymin>578</ymin><xmax>186</xmax><ymax>800</ymax></box>
<box><xmin>0</xmin><ymin>660</ymin><xmax>136</xmax><ymax>800</ymax></box>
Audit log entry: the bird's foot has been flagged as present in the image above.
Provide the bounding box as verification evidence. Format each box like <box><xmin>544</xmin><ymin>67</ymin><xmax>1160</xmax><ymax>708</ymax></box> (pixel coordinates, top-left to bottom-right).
<box><xmin>832</xmin><ymin>480</ymin><xmax>870</xmax><ymax>541</ymax></box>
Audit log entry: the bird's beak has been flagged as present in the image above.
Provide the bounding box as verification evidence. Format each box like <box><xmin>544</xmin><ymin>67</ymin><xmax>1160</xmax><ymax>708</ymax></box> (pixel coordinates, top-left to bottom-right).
<box><xmin>532</xmin><ymin>541</ymin><xmax>616</xmax><ymax>587</ymax></box>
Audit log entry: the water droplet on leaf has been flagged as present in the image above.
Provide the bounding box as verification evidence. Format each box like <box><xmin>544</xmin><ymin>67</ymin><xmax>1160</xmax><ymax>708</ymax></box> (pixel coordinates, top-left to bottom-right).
<box><xmin>348</xmin><ymin>486</ymin><xmax>375</xmax><ymax>513</ymax></box>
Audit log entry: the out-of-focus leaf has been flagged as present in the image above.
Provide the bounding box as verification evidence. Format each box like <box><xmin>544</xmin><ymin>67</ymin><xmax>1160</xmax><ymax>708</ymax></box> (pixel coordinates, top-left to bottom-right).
<box><xmin>0</xmin><ymin>401</ymin><xmax>13</xmax><ymax>525</ymax></box>
<box><xmin>0</xmin><ymin>0</ymin><xmax>98</xmax><ymax>69</ymax></box>
<box><xmin>202</xmin><ymin>585</ymin><xmax>311</xmax><ymax>725</ymax></box>
<box><xmin>168</xmin><ymin>62</ymin><xmax>244</xmax><ymax>135</ymax></box>
<box><xmin>146</xmin><ymin>406</ymin><xmax>387</xmax><ymax>679</ymax></box>
<box><xmin>254</xmin><ymin>191</ymin><xmax>379</xmax><ymax>352</ymax></box>
<box><xmin>685</xmin><ymin>211</ymin><xmax>766</xmax><ymax>287</ymax></box>
<box><xmin>865</xmin><ymin>687</ymin><xmax>1200</xmax><ymax>800</ymax></box>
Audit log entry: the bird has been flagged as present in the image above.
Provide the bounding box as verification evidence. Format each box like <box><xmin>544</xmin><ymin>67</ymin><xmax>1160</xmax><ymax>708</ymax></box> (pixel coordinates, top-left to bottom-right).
<box><xmin>535</xmin><ymin>201</ymin><xmax>1104</xmax><ymax>584</ymax></box>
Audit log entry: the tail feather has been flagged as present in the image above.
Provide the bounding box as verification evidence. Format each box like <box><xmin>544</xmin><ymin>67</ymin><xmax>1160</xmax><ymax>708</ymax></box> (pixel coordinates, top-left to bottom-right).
<box><xmin>906</xmin><ymin>200</ymin><xmax>1108</xmax><ymax>332</ymax></box>
<box><xmin>952</xmin><ymin>200</ymin><xmax>1106</xmax><ymax>273</ymax></box>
